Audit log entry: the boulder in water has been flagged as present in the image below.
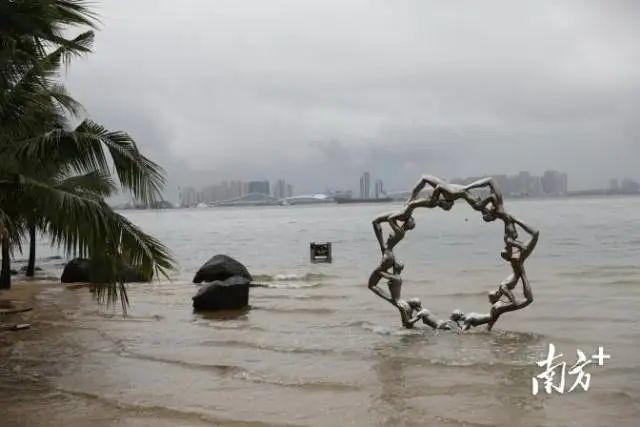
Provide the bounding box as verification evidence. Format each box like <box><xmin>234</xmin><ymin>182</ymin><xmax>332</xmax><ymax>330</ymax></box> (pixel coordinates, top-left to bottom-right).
<box><xmin>192</xmin><ymin>275</ymin><xmax>250</xmax><ymax>310</ymax></box>
<box><xmin>61</xmin><ymin>258</ymin><xmax>91</xmax><ymax>283</ymax></box>
<box><xmin>193</xmin><ymin>255</ymin><xmax>252</xmax><ymax>283</ymax></box>
<box><xmin>61</xmin><ymin>258</ymin><xmax>150</xmax><ymax>283</ymax></box>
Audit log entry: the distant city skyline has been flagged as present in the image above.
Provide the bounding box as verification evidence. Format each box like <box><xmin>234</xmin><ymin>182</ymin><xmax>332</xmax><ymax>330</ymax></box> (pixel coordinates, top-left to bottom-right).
<box><xmin>176</xmin><ymin>169</ymin><xmax>572</xmax><ymax>206</ymax></box>
<box><xmin>178</xmin><ymin>179</ymin><xmax>295</xmax><ymax>207</ymax></box>
<box><xmin>452</xmin><ymin>170</ymin><xmax>568</xmax><ymax>197</ymax></box>
<box><xmin>167</xmin><ymin>169</ymin><xmax>640</xmax><ymax>207</ymax></box>
<box><xmin>169</xmin><ymin>167</ymin><xmax>640</xmax><ymax>201</ymax></box>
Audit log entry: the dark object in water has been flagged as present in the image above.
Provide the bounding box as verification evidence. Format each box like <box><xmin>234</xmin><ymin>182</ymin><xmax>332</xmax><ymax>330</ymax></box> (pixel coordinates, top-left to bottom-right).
<box><xmin>1</xmin><ymin>323</ymin><xmax>31</xmax><ymax>331</ymax></box>
<box><xmin>193</xmin><ymin>254</ymin><xmax>252</xmax><ymax>283</ymax></box>
<box><xmin>310</xmin><ymin>242</ymin><xmax>332</xmax><ymax>263</ymax></box>
<box><xmin>61</xmin><ymin>258</ymin><xmax>92</xmax><ymax>283</ymax></box>
<box><xmin>192</xmin><ymin>276</ymin><xmax>250</xmax><ymax>310</ymax></box>
<box><xmin>0</xmin><ymin>306</ymin><xmax>33</xmax><ymax>315</ymax></box>
<box><xmin>19</xmin><ymin>266</ymin><xmax>42</xmax><ymax>273</ymax></box>
<box><xmin>61</xmin><ymin>258</ymin><xmax>149</xmax><ymax>283</ymax></box>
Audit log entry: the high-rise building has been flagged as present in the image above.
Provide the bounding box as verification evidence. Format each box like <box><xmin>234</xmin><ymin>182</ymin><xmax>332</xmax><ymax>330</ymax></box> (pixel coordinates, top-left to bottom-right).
<box><xmin>528</xmin><ymin>176</ymin><xmax>543</xmax><ymax>196</ymax></box>
<box><xmin>542</xmin><ymin>170</ymin><xmax>568</xmax><ymax>195</ymax></box>
<box><xmin>286</xmin><ymin>184</ymin><xmax>294</xmax><ymax>198</ymax></box>
<box><xmin>516</xmin><ymin>171</ymin><xmax>531</xmax><ymax>195</ymax></box>
<box><xmin>179</xmin><ymin>186</ymin><xmax>197</xmax><ymax>207</ymax></box>
<box><xmin>248</xmin><ymin>180</ymin><xmax>270</xmax><ymax>195</ymax></box>
<box><xmin>200</xmin><ymin>185</ymin><xmax>217</xmax><ymax>203</ymax></box>
<box><xmin>609</xmin><ymin>178</ymin><xmax>619</xmax><ymax>192</ymax></box>
<box><xmin>374</xmin><ymin>179</ymin><xmax>385</xmax><ymax>199</ymax></box>
<box><xmin>359</xmin><ymin>172</ymin><xmax>371</xmax><ymax>199</ymax></box>
<box><xmin>229</xmin><ymin>180</ymin><xmax>244</xmax><ymax>198</ymax></box>
<box><xmin>620</xmin><ymin>178</ymin><xmax>640</xmax><ymax>193</ymax></box>
<box><xmin>273</xmin><ymin>179</ymin><xmax>287</xmax><ymax>199</ymax></box>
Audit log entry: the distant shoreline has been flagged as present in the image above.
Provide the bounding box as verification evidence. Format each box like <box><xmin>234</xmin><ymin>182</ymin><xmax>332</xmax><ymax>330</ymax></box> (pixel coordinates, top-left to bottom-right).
<box><xmin>113</xmin><ymin>192</ymin><xmax>640</xmax><ymax>210</ymax></box>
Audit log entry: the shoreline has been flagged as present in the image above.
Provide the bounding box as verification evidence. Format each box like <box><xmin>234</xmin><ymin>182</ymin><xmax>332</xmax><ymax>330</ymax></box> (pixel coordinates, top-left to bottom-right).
<box><xmin>113</xmin><ymin>192</ymin><xmax>640</xmax><ymax>211</ymax></box>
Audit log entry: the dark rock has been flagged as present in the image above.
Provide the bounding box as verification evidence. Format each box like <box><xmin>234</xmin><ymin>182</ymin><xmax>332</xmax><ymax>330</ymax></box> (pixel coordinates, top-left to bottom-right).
<box><xmin>193</xmin><ymin>255</ymin><xmax>252</xmax><ymax>283</ymax></box>
<box><xmin>61</xmin><ymin>258</ymin><xmax>150</xmax><ymax>283</ymax></box>
<box><xmin>192</xmin><ymin>276</ymin><xmax>250</xmax><ymax>310</ymax></box>
<box><xmin>10</xmin><ymin>269</ymin><xmax>18</xmax><ymax>275</ymax></box>
<box><xmin>61</xmin><ymin>258</ymin><xmax>91</xmax><ymax>283</ymax></box>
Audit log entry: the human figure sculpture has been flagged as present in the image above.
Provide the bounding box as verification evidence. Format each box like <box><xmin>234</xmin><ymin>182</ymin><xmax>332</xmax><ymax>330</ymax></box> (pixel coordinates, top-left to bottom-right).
<box><xmin>372</xmin><ymin>210</ymin><xmax>415</xmax><ymax>255</ymax></box>
<box><xmin>450</xmin><ymin>268</ymin><xmax>534</xmax><ymax>332</ymax></box>
<box><xmin>408</xmin><ymin>175</ymin><xmax>481</xmax><ymax>207</ymax></box>
<box><xmin>368</xmin><ymin>209</ymin><xmax>416</xmax><ymax>300</ymax></box>
<box><xmin>449</xmin><ymin>309</ymin><xmax>492</xmax><ymax>331</ymax></box>
<box><xmin>369</xmin><ymin>174</ymin><xmax>539</xmax><ymax>332</ymax></box>
<box><xmin>368</xmin><ymin>254</ymin><xmax>404</xmax><ymax>306</ymax></box>
<box><xmin>398</xmin><ymin>297</ymin><xmax>451</xmax><ymax>330</ymax></box>
<box><xmin>489</xmin><ymin>217</ymin><xmax>540</xmax><ymax>306</ymax></box>
<box><xmin>368</xmin><ymin>210</ymin><xmax>414</xmax><ymax>311</ymax></box>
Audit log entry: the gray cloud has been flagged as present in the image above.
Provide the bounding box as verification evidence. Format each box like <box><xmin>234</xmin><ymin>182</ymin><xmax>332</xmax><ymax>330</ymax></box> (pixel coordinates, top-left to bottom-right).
<box><xmin>64</xmin><ymin>0</ymin><xmax>640</xmax><ymax>196</ymax></box>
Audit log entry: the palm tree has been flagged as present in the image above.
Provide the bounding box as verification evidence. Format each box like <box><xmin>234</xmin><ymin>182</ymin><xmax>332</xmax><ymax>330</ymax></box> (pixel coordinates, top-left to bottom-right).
<box><xmin>0</xmin><ymin>1</ymin><xmax>175</xmax><ymax>307</ymax></box>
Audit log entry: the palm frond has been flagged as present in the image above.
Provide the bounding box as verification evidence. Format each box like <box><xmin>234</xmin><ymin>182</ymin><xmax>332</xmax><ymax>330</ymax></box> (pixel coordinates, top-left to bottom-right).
<box><xmin>55</xmin><ymin>171</ymin><xmax>117</xmax><ymax>198</ymax></box>
<box><xmin>67</xmin><ymin>120</ymin><xmax>167</xmax><ymax>204</ymax></box>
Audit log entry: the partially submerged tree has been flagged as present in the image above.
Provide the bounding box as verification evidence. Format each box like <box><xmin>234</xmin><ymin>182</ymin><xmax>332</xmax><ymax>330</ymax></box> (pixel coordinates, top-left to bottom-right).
<box><xmin>0</xmin><ymin>1</ymin><xmax>174</xmax><ymax>308</ymax></box>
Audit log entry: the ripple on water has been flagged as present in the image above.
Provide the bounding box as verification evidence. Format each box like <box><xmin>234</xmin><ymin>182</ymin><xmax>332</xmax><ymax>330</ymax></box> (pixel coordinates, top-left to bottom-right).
<box><xmin>252</xmin><ymin>272</ymin><xmax>334</xmax><ymax>282</ymax></box>
<box><xmin>251</xmin><ymin>282</ymin><xmax>323</xmax><ymax>289</ymax></box>
<box><xmin>117</xmin><ymin>351</ymin><xmax>360</xmax><ymax>392</ymax></box>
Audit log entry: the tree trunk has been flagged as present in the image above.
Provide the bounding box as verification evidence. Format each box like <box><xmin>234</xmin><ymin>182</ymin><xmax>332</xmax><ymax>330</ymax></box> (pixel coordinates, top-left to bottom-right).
<box><xmin>0</xmin><ymin>234</ymin><xmax>10</xmax><ymax>289</ymax></box>
<box><xmin>26</xmin><ymin>223</ymin><xmax>36</xmax><ymax>277</ymax></box>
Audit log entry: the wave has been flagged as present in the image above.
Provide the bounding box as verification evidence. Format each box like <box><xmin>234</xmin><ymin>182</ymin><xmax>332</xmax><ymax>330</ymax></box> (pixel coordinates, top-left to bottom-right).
<box><xmin>291</xmin><ymin>294</ymin><xmax>346</xmax><ymax>300</ymax></box>
<box><xmin>252</xmin><ymin>272</ymin><xmax>333</xmax><ymax>282</ymax></box>
<box><xmin>56</xmin><ymin>387</ymin><xmax>293</xmax><ymax>427</ymax></box>
<box><xmin>200</xmin><ymin>339</ymin><xmax>337</xmax><ymax>355</ymax></box>
<box><xmin>232</xmin><ymin>371</ymin><xmax>360</xmax><ymax>392</ymax></box>
<box><xmin>255</xmin><ymin>294</ymin><xmax>346</xmax><ymax>301</ymax></box>
<box><xmin>251</xmin><ymin>306</ymin><xmax>335</xmax><ymax>314</ymax></box>
<box><xmin>252</xmin><ymin>282</ymin><xmax>323</xmax><ymax>289</ymax></box>
<box><xmin>121</xmin><ymin>352</ymin><xmax>244</xmax><ymax>375</ymax></box>
<box><xmin>361</xmin><ymin>324</ymin><xmax>425</xmax><ymax>336</ymax></box>
<box><xmin>379</xmin><ymin>352</ymin><xmax>539</xmax><ymax>369</ymax></box>
<box><xmin>429</xmin><ymin>291</ymin><xmax>489</xmax><ymax>298</ymax></box>
<box><xmin>324</xmin><ymin>320</ymin><xmax>423</xmax><ymax>336</ymax></box>
<box><xmin>119</xmin><ymin>351</ymin><xmax>358</xmax><ymax>391</ymax></box>
<box><xmin>604</xmin><ymin>279</ymin><xmax>640</xmax><ymax>286</ymax></box>
<box><xmin>534</xmin><ymin>315</ymin><xmax>637</xmax><ymax>323</ymax></box>
<box><xmin>558</xmin><ymin>265</ymin><xmax>640</xmax><ymax>278</ymax></box>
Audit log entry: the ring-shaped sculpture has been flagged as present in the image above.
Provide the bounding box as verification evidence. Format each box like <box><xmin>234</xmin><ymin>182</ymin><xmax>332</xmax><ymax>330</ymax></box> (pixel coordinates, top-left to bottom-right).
<box><xmin>368</xmin><ymin>175</ymin><xmax>540</xmax><ymax>332</ymax></box>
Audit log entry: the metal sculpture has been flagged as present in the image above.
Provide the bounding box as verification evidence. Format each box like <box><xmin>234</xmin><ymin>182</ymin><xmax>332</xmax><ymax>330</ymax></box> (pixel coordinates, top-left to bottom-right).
<box><xmin>369</xmin><ymin>175</ymin><xmax>539</xmax><ymax>332</ymax></box>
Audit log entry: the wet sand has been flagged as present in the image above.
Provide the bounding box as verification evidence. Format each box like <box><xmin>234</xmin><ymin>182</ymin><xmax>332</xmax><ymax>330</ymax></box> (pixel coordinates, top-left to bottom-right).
<box><xmin>1</xmin><ymin>282</ymin><xmax>279</xmax><ymax>427</ymax></box>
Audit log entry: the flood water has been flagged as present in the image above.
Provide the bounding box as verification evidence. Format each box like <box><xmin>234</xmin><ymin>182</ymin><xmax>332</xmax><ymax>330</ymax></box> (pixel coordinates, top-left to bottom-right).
<box><xmin>1</xmin><ymin>197</ymin><xmax>639</xmax><ymax>426</ymax></box>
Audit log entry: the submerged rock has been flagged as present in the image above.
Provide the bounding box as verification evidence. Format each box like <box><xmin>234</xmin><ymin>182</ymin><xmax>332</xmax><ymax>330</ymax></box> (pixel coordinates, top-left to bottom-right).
<box><xmin>192</xmin><ymin>275</ymin><xmax>250</xmax><ymax>310</ymax></box>
<box><xmin>193</xmin><ymin>254</ymin><xmax>252</xmax><ymax>283</ymax></box>
<box><xmin>61</xmin><ymin>258</ymin><xmax>149</xmax><ymax>283</ymax></box>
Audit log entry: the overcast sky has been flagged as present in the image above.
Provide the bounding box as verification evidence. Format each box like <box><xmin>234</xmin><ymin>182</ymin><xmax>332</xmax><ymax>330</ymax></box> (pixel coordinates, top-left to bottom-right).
<box><xmin>64</xmin><ymin>0</ymin><xmax>640</xmax><ymax>196</ymax></box>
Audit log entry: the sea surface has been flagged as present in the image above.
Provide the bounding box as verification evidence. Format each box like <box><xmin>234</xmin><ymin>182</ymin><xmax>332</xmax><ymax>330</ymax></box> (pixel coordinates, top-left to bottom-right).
<box><xmin>1</xmin><ymin>197</ymin><xmax>639</xmax><ymax>426</ymax></box>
